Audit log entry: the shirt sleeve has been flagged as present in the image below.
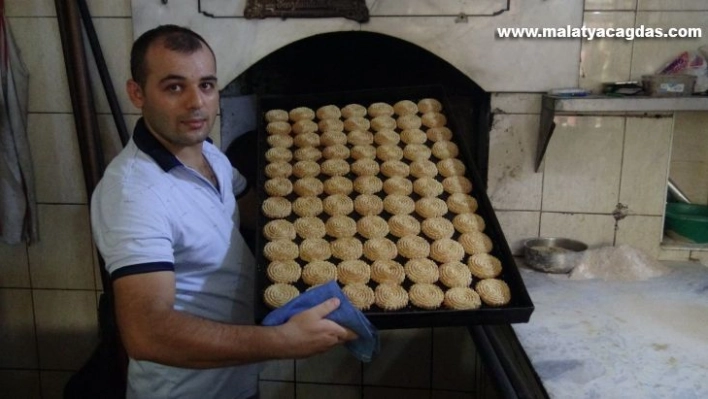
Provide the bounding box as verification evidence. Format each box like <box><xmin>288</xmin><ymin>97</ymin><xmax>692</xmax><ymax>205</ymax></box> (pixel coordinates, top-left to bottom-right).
<box><xmin>232</xmin><ymin>167</ymin><xmax>249</xmax><ymax>198</ymax></box>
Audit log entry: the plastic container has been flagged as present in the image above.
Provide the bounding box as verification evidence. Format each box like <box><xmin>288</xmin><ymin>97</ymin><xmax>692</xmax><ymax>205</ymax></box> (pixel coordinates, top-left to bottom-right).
<box><xmin>665</xmin><ymin>203</ymin><xmax>708</xmax><ymax>243</ymax></box>
<box><xmin>642</xmin><ymin>74</ymin><xmax>696</xmax><ymax>97</ymax></box>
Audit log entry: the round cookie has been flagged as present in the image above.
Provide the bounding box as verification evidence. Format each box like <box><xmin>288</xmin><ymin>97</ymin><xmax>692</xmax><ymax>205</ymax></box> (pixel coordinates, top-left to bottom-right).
<box><xmin>476</xmin><ymin>278</ymin><xmax>511</xmax><ymax>307</ymax></box>
<box><xmin>376</xmin><ymin>145</ymin><xmax>404</xmax><ymax>162</ymax></box>
<box><xmin>437</xmin><ymin>158</ymin><xmax>466</xmax><ymax>177</ymax></box>
<box><xmin>293</xmin><ymin>147</ymin><xmax>322</xmax><ymax>162</ymax></box>
<box><xmin>447</xmin><ymin>194</ymin><xmax>479</xmax><ymax>215</ymax></box>
<box><xmin>403</xmin><ymin>144</ymin><xmax>432</xmax><ymax>162</ymax></box>
<box><xmin>262</xmin><ymin>197</ymin><xmax>292</xmax><ymax>219</ymax></box>
<box><xmin>342</xmin><ymin>283</ymin><xmax>375</xmax><ymax>310</ymax></box>
<box><xmin>383</xmin><ymin>195</ymin><xmax>415</xmax><ymax>215</ymax></box>
<box><xmin>350</xmin><ymin>145</ymin><xmax>377</xmax><ymax>160</ymax></box>
<box><xmin>321</xmin><ymin>130</ymin><xmax>348</xmax><ymax>146</ymax></box>
<box><xmin>318</xmin><ymin>118</ymin><xmax>344</xmax><ymax>133</ymax></box>
<box><xmin>393</xmin><ymin>100</ymin><xmax>418</xmax><ymax>116</ymax></box>
<box><xmin>302</xmin><ymin>260</ymin><xmax>337</xmax><ymax>286</ymax></box>
<box><xmin>293</xmin><ymin>132</ymin><xmax>320</xmax><ymax>148</ymax></box>
<box><xmin>263</xmin><ymin>219</ymin><xmax>296</xmax><ymax>241</ymax></box>
<box><xmin>264</xmin><ymin>283</ymin><xmax>299</xmax><ymax>309</ymax></box>
<box><xmin>443</xmin><ymin>176</ymin><xmax>473</xmax><ymax>194</ymax></box>
<box><xmin>374</xmin><ymin>129</ymin><xmax>400</xmax><ymax>146</ymax></box>
<box><xmin>292</xmin><ymin>196</ymin><xmax>323</xmax><ymax>217</ymax></box>
<box><xmin>367</xmin><ymin>102</ymin><xmax>394</xmax><ymax>117</ymax></box>
<box><xmin>293</xmin><ymin>177</ymin><xmax>324</xmax><ymax>197</ymax></box>
<box><xmin>417</xmin><ymin>98</ymin><xmax>443</xmax><ymax>113</ymax></box>
<box><xmin>265</xmin><ymin>162</ymin><xmax>292</xmax><ymax>179</ymax></box>
<box><xmin>294</xmin><ymin>217</ymin><xmax>326</xmax><ymax>239</ymax></box>
<box><xmin>351</xmin><ymin>158</ymin><xmax>380</xmax><ymax>176</ymax></box>
<box><xmin>354</xmin><ymin>176</ymin><xmax>383</xmax><ymax>195</ymax></box>
<box><xmin>289</xmin><ymin>106</ymin><xmax>315</xmax><ymax>122</ymax></box>
<box><xmin>421</xmin><ymin>112</ymin><xmax>447</xmax><ymax>128</ymax></box>
<box><xmin>400</xmin><ymin>128</ymin><xmax>427</xmax><ymax>145</ymax></box>
<box><xmin>380</xmin><ymin>160</ymin><xmax>410</xmax><ymax>178</ymax></box>
<box><xmin>325</xmin><ymin>215</ymin><xmax>357</xmax><ymax>238</ymax></box>
<box><xmin>265</xmin><ymin>109</ymin><xmax>289</xmax><ymax>123</ymax></box>
<box><xmin>426</xmin><ymin>127</ymin><xmax>453</xmax><ymax>142</ymax></box>
<box><xmin>266</xmin><ymin>260</ymin><xmax>301</xmax><ymax>283</ymax></box>
<box><xmin>443</xmin><ymin>287</ymin><xmax>482</xmax><ymax>310</ymax></box>
<box><xmin>293</xmin><ymin>160</ymin><xmax>321</xmax><ymax>178</ymax></box>
<box><xmin>396</xmin><ymin>235</ymin><xmax>431</xmax><ymax>259</ymax></box>
<box><xmin>413</xmin><ymin>177</ymin><xmax>444</xmax><ymax>197</ymax></box>
<box><xmin>299</xmin><ymin>238</ymin><xmax>332</xmax><ymax>262</ymax></box>
<box><xmin>344</xmin><ymin>116</ymin><xmax>370</xmax><ymax>132</ymax></box>
<box><xmin>409</xmin><ymin>159</ymin><xmax>438</xmax><ymax>178</ymax></box>
<box><xmin>348</xmin><ymin>130</ymin><xmax>374</xmax><ymax>146</ymax></box>
<box><xmin>354</xmin><ymin>194</ymin><xmax>384</xmax><ymax>216</ymax></box>
<box><xmin>267</xmin><ymin>134</ymin><xmax>293</xmax><ymax>148</ymax></box>
<box><xmin>421</xmin><ymin>217</ymin><xmax>455</xmax><ymax>240</ymax></box>
<box><xmin>397</xmin><ymin>114</ymin><xmax>422</xmax><ymax>130</ymax></box>
<box><xmin>266</xmin><ymin>121</ymin><xmax>292</xmax><ymax>135</ymax></box>
<box><xmin>468</xmin><ymin>253</ymin><xmax>503</xmax><ymax>279</ymax></box>
<box><xmin>409</xmin><ymin>283</ymin><xmax>444</xmax><ymax>310</ymax></box>
<box><xmin>439</xmin><ymin>261</ymin><xmax>473</xmax><ymax>288</ymax></box>
<box><xmin>323</xmin><ymin>176</ymin><xmax>354</xmax><ymax>196</ymax></box>
<box><xmin>388</xmin><ymin>214</ymin><xmax>421</xmax><ymax>238</ymax></box>
<box><xmin>316</xmin><ymin>104</ymin><xmax>342</xmax><ymax>120</ymax></box>
<box><xmin>264</xmin><ymin>239</ymin><xmax>299</xmax><ymax>261</ymax></box>
<box><xmin>264</xmin><ymin>177</ymin><xmax>293</xmax><ymax>197</ymax></box>
<box><xmin>330</xmin><ymin>237</ymin><xmax>364</xmax><ymax>260</ymax></box>
<box><xmin>383</xmin><ymin>176</ymin><xmax>413</xmax><ymax>196</ymax></box>
<box><xmin>404</xmin><ymin>258</ymin><xmax>439</xmax><ymax>284</ymax></box>
<box><xmin>292</xmin><ymin>119</ymin><xmax>318</xmax><ymax>135</ymax></box>
<box><xmin>337</xmin><ymin>260</ymin><xmax>371</xmax><ymax>285</ymax></box>
<box><xmin>356</xmin><ymin>215</ymin><xmax>390</xmax><ymax>239</ymax></box>
<box><xmin>341</xmin><ymin>103</ymin><xmax>367</xmax><ymax>118</ymax></box>
<box><xmin>323</xmin><ymin>194</ymin><xmax>354</xmax><ymax>216</ymax></box>
<box><xmin>374</xmin><ymin>283</ymin><xmax>409</xmax><ymax>311</ymax></box>
<box><xmin>322</xmin><ymin>144</ymin><xmax>350</xmax><ymax>160</ymax></box>
<box><xmin>363</xmin><ymin>238</ymin><xmax>398</xmax><ymax>261</ymax></box>
<box><xmin>321</xmin><ymin>158</ymin><xmax>350</xmax><ymax>176</ymax></box>
<box><xmin>370</xmin><ymin>115</ymin><xmax>397</xmax><ymax>131</ymax></box>
<box><xmin>429</xmin><ymin>238</ymin><xmax>465</xmax><ymax>263</ymax></box>
<box><xmin>370</xmin><ymin>259</ymin><xmax>405</xmax><ymax>284</ymax></box>
<box><xmin>431</xmin><ymin>141</ymin><xmax>459</xmax><ymax>160</ymax></box>
<box><xmin>452</xmin><ymin>212</ymin><xmax>486</xmax><ymax>233</ymax></box>
<box><xmin>458</xmin><ymin>231</ymin><xmax>493</xmax><ymax>255</ymax></box>
<box><xmin>265</xmin><ymin>147</ymin><xmax>292</xmax><ymax>163</ymax></box>
<box><xmin>415</xmin><ymin>197</ymin><xmax>448</xmax><ymax>219</ymax></box>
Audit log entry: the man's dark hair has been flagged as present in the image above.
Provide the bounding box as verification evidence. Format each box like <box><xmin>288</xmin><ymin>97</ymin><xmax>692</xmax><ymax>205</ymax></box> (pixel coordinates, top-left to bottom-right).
<box><xmin>130</xmin><ymin>24</ymin><xmax>214</xmax><ymax>87</ymax></box>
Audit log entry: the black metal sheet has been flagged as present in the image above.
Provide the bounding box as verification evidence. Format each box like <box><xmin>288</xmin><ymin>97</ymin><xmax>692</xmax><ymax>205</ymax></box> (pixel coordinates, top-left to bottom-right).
<box><xmin>251</xmin><ymin>85</ymin><xmax>534</xmax><ymax>329</ymax></box>
<box><xmin>244</xmin><ymin>0</ymin><xmax>369</xmax><ymax>22</ymax></box>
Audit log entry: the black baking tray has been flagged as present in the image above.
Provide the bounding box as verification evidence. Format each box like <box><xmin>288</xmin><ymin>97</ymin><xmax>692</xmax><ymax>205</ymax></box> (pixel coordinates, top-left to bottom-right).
<box><xmin>252</xmin><ymin>85</ymin><xmax>534</xmax><ymax>329</ymax></box>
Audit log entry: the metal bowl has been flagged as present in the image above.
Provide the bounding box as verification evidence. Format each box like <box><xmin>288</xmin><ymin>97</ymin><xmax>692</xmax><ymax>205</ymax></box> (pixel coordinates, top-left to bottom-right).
<box><xmin>523</xmin><ymin>237</ymin><xmax>588</xmax><ymax>274</ymax></box>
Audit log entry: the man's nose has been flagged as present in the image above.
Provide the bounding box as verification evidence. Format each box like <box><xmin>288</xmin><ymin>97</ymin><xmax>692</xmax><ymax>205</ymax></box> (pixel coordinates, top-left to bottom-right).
<box><xmin>185</xmin><ymin>86</ymin><xmax>204</xmax><ymax>109</ymax></box>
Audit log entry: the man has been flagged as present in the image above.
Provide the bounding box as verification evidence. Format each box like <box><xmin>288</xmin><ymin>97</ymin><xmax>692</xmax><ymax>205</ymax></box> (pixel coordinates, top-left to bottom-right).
<box><xmin>91</xmin><ymin>25</ymin><xmax>355</xmax><ymax>399</ymax></box>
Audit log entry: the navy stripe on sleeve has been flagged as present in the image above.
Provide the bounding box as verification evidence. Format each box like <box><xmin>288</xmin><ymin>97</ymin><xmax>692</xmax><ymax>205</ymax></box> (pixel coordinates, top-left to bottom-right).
<box><xmin>110</xmin><ymin>262</ymin><xmax>175</xmax><ymax>281</ymax></box>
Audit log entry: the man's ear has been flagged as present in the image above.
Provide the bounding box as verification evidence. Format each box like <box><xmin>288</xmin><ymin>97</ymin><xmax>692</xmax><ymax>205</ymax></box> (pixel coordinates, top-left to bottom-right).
<box><xmin>126</xmin><ymin>79</ymin><xmax>144</xmax><ymax>109</ymax></box>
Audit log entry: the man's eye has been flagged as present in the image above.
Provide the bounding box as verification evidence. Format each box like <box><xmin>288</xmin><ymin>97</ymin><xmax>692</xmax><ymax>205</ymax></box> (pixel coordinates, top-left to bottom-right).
<box><xmin>201</xmin><ymin>82</ymin><xmax>215</xmax><ymax>90</ymax></box>
<box><xmin>167</xmin><ymin>85</ymin><xmax>182</xmax><ymax>92</ymax></box>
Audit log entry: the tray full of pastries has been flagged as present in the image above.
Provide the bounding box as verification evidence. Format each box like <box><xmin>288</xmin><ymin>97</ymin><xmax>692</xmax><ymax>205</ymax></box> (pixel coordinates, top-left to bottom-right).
<box><xmin>253</xmin><ymin>86</ymin><xmax>534</xmax><ymax>329</ymax></box>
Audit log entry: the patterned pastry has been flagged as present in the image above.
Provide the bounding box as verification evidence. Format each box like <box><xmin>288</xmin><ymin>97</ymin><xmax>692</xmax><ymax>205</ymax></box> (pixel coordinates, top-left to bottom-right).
<box><xmin>299</xmin><ymin>238</ymin><xmax>332</xmax><ymax>262</ymax></box>
<box><xmin>347</xmin><ymin>130</ymin><xmax>374</xmax><ymax>146</ymax></box>
<box><xmin>322</xmin><ymin>144</ymin><xmax>350</xmax><ymax>160</ymax></box>
<box><xmin>443</xmin><ymin>287</ymin><xmax>482</xmax><ymax>310</ymax></box>
<box><xmin>413</xmin><ymin>177</ymin><xmax>444</xmax><ymax>197</ymax></box>
<box><xmin>409</xmin><ymin>283</ymin><xmax>444</xmax><ymax>310</ymax></box>
<box><xmin>376</xmin><ymin>145</ymin><xmax>404</xmax><ymax>162</ymax></box>
<box><xmin>439</xmin><ymin>261</ymin><xmax>473</xmax><ymax>288</ymax></box>
<box><xmin>293</xmin><ymin>177</ymin><xmax>324</xmax><ymax>197</ymax></box>
<box><xmin>356</xmin><ymin>215</ymin><xmax>390</xmax><ymax>239</ymax></box>
<box><xmin>266</xmin><ymin>121</ymin><xmax>292</xmax><ymax>135</ymax></box>
<box><xmin>264</xmin><ymin>177</ymin><xmax>293</xmax><ymax>197</ymax></box>
<box><xmin>403</xmin><ymin>144</ymin><xmax>432</xmax><ymax>162</ymax></box>
<box><xmin>426</xmin><ymin>127</ymin><xmax>453</xmax><ymax>142</ymax></box>
<box><xmin>323</xmin><ymin>194</ymin><xmax>354</xmax><ymax>216</ymax></box>
<box><xmin>383</xmin><ymin>176</ymin><xmax>413</xmax><ymax>196</ymax></box>
<box><xmin>374</xmin><ymin>283</ymin><xmax>409</xmax><ymax>311</ymax></box>
<box><xmin>363</xmin><ymin>238</ymin><xmax>398</xmax><ymax>261</ymax></box>
<box><xmin>400</xmin><ymin>128</ymin><xmax>427</xmax><ymax>145</ymax></box>
<box><xmin>387</xmin><ymin>214</ymin><xmax>421</xmax><ymax>237</ymax></box>
<box><xmin>289</xmin><ymin>106</ymin><xmax>315</xmax><ymax>122</ymax></box>
<box><xmin>262</xmin><ymin>197</ymin><xmax>292</xmax><ymax>219</ymax></box>
<box><xmin>415</xmin><ymin>197</ymin><xmax>448</xmax><ymax>219</ymax></box>
<box><xmin>431</xmin><ymin>141</ymin><xmax>459</xmax><ymax>160</ymax></box>
<box><xmin>380</xmin><ymin>160</ymin><xmax>410</xmax><ymax>178</ymax></box>
<box><xmin>393</xmin><ymin>100</ymin><xmax>418</xmax><ymax>116</ymax></box>
<box><xmin>263</xmin><ymin>219</ymin><xmax>296</xmax><ymax>241</ymax></box>
<box><xmin>293</xmin><ymin>132</ymin><xmax>320</xmax><ymax>148</ymax></box>
<box><xmin>350</xmin><ymin>145</ymin><xmax>377</xmax><ymax>160</ymax></box>
<box><xmin>292</xmin><ymin>119</ymin><xmax>318</xmax><ymax>135</ymax></box>
<box><xmin>321</xmin><ymin>159</ymin><xmax>350</xmax><ymax>176</ymax></box>
<box><xmin>344</xmin><ymin>116</ymin><xmax>370</xmax><ymax>132</ymax></box>
<box><xmin>320</xmin><ymin>130</ymin><xmax>348</xmax><ymax>146</ymax></box>
<box><xmin>293</xmin><ymin>147</ymin><xmax>322</xmax><ymax>162</ymax></box>
<box><xmin>417</xmin><ymin>98</ymin><xmax>443</xmax><ymax>113</ymax></box>
<box><xmin>342</xmin><ymin>283</ymin><xmax>375</xmax><ymax>310</ymax></box>
<box><xmin>354</xmin><ymin>194</ymin><xmax>384</xmax><ymax>216</ymax></box>
<box><xmin>370</xmin><ymin>259</ymin><xmax>405</xmax><ymax>284</ymax></box>
<box><xmin>476</xmin><ymin>278</ymin><xmax>511</xmax><ymax>307</ymax></box>
<box><xmin>409</xmin><ymin>159</ymin><xmax>438</xmax><ymax>178</ymax></box>
<box><xmin>337</xmin><ymin>260</ymin><xmax>371</xmax><ymax>284</ymax></box>
<box><xmin>468</xmin><ymin>253</ymin><xmax>503</xmax><ymax>279</ymax></box>
<box><xmin>383</xmin><ymin>195</ymin><xmax>415</xmax><ymax>215</ymax></box>
<box><xmin>341</xmin><ymin>103</ymin><xmax>367</xmax><ymax>118</ymax></box>
<box><xmin>371</xmin><ymin>115</ymin><xmax>397</xmax><ymax>131</ymax></box>
<box><xmin>266</xmin><ymin>260</ymin><xmax>301</xmax><ymax>283</ymax></box>
<box><xmin>267</xmin><ymin>134</ymin><xmax>293</xmax><ymax>148</ymax></box>
<box><xmin>263</xmin><ymin>239</ymin><xmax>299</xmax><ymax>261</ymax></box>
<box><xmin>351</xmin><ymin>158</ymin><xmax>380</xmax><ymax>176</ymax></box>
<box><xmin>293</xmin><ymin>160</ymin><xmax>321</xmax><ymax>178</ymax></box>
<box><xmin>397</xmin><ymin>235</ymin><xmax>431</xmax><ymax>259</ymax></box>
<box><xmin>265</xmin><ymin>147</ymin><xmax>293</xmax><ymax>163</ymax></box>
<box><xmin>265</xmin><ymin>162</ymin><xmax>292</xmax><ymax>179</ymax></box>
<box><xmin>404</xmin><ymin>258</ymin><xmax>439</xmax><ymax>284</ymax></box>
<box><xmin>421</xmin><ymin>217</ymin><xmax>455</xmax><ymax>240</ymax></box>
<box><xmin>316</xmin><ymin>104</ymin><xmax>342</xmax><ymax>120</ymax></box>
<box><xmin>429</xmin><ymin>238</ymin><xmax>465</xmax><ymax>263</ymax></box>
<box><xmin>354</xmin><ymin>176</ymin><xmax>383</xmax><ymax>195</ymax></box>
<box><xmin>443</xmin><ymin>176</ymin><xmax>473</xmax><ymax>194</ymax></box>
<box><xmin>325</xmin><ymin>215</ymin><xmax>357</xmax><ymax>238</ymax></box>
<box><xmin>330</xmin><ymin>237</ymin><xmax>364</xmax><ymax>260</ymax></box>
<box><xmin>292</xmin><ymin>196</ymin><xmax>323</xmax><ymax>217</ymax></box>
<box><xmin>421</xmin><ymin>112</ymin><xmax>447</xmax><ymax>128</ymax></box>
<box><xmin>452</xmin><ymin>212</ymin><xmax>485</xmax><ymax>233</ymax></box>
<box><xmin>367</xmin><ymin>102</ymin><xmax>395</xmax><ymax>117</ymax></box>
<box><xmin>323</xmin><ymin>176</ymin><xmax>354</xmax><ymax>196</ymax></box>
<box><xmin>397</xmin><ymin>114</ymin><xmax>422</xmax><ymax>130</ymax></box>
<box><xmin>447</xmin><ymin>193</ymin><xmax>479</xmax><ymax>214</ymax></box>
<box><xmin>374</xmin><ymin>129</ymin><xmax>400</xmax><ymax>146</ymax></box>
<box><xmin>459</xmin><ymin>231</ymin><xmax>493</xmax><ymax>255</ymax></box>
<box><xmin>264</xmin><ymin>283</ymin><xmax>299</xmax><ymax>309</ymax></box>
<box><xmin>437</xmin><ymin>158</ymin><xmax>466</xmax><ymax>177</ymax></box>
<box><xmin>302</xmin><ymin>260</ymin><xmax>337</xmax><ymax>286</ymax></box>
<box><xmin>294</xmin><ymin>216</ymin><xmax>326</xmax><ymax>239</ymax></box>
<box><xmin>265</xmin><ymin>109</ymin><xmax>289</xmax><ymax>123</ymax></box>
<box><xmin>318</xmin><ymin>118</ymin><xmax>344</xmax><ymax>133</ymax></box>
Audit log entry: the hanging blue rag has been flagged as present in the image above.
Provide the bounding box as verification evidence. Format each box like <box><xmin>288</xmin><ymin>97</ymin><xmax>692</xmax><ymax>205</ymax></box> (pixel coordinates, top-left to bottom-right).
<box><xmin>261</xmin><ymin>280</ymin><xmax>380</xmax><ymax>362</ymax></box>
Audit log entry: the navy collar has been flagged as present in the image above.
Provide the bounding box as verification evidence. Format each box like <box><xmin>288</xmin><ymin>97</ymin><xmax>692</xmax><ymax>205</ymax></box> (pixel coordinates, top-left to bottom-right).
<box><xmin>132</xmin><ymin>117</ymin><xmax>213</xmax><ymax>172</ymax></box>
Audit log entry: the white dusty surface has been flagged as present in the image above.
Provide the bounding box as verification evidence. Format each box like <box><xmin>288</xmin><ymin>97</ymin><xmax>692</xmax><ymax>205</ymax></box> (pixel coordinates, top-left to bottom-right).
<box><xmin>513</xmin><ymin>262</ymin><xmax>708</xmax><ymax>399</ymax></box>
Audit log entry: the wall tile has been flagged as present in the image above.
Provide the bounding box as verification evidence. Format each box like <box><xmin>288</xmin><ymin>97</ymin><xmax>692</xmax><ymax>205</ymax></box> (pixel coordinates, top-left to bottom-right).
<box><xmin>586</xmin><ymin>0</ymin><xmax>637</xmax><ymax>10</ymax></box>
<box><xmin>615</xmin><ymin>215</ymin><xmax>664</xmax><ymax>257</ymax></box>
<box><xmin>86</xmin><ymin>0</ymin><xmax>133</xmax><ymax>17</ymax></box>
<box><xmin>638</xmin><ymin>0</ymin><xmax>708</xmax><ymax>11</ymax></box>
<box><xmin>540</xmin><ymin>212</ymin><xmax>616</xmax><ymax>248</ymax></box>
<box><xmin>27</xmin><ymin>114</ymin><xmax>88</xmax><ymax>204</ymax></box>
<box><xmin>669</xmin><ymin>161</ymin><xmax>708</xmax><ymax>205</ymax></box>
<box><xmin>490</xmin><ymin>94</ymin><xmax>542</xmax><ymax>115</ymax></box>
<box><xmin>41</xmin><ymin>371</ymin><xmax>74</xmax><ymax>399</ymax></box>
<box><xmin>689</xmin><ymin>250</ymin><xmax>708</xmax><ymax>266</ymax></box>
<box><xmin>0</xmin><ymin>370</ymin><xmax>41</xmax><ymax>399</ymax></box>
<box><xmin>4</xmin><ymin>0</ymin><xmax>55</xmax><ymax>16</ymax></box>
<box><xmin>88</xmin><ymin>18</ymin><xmax>134</xmax><ymax>115</ymax></box>
<box><xmin>259</xmin><ymin>381</ymin><xmax>295</xmax><ymax>399</ymax></box>
<box><xmin>364</xmin><ymin>386</ymin><xmax>431</xmax><ymax>399</ymax></box>
<box><xmin>260</xmin><ymin>359</ymin><xmax>295</xmax><ymax>381</ymax></box>
<box><xmin>296</xmin><ymin>345</ymin><xmax>361</xmax><ymax>384</ymax></box>
<box><xmin>657</xmin><ymin>247</ymin><xmax>690</xmax><ymax>261</ymax></box>
<box><xmin>620</xmin><ymin>117</ymin><xmax>672</xmax><ymax>215</ymax></box>
<box><xmin>0</xmin><ymin>242</ymin><xmax>31</xmax><ymax>287</ymax></box>
<box><xmin>579</xmin><ymin>11</ymin><xmax>635</xmax><ymax>92</ymax></box>
<box><xmin>542</xmin><ymin>116</ymin><xmax>624</xmax><ymax>213</ymax></box>
<box><xmin>33</xmin><ymin>289</ymin><xmax>98</xmax><ymax>370</ymax></box>
<box><xmin>487</xmin><ymin>114</ymin><xmax>543</xmax><ymax>211</ymax></box>
<box><xmin>671</xmin><ymin>112</ymin><xmax>708</xmax><ymax>164</ymax></box>
<box><xmin>28</xmin><ymin>205</ymin><xmax>95</xmax><ymax>290</ymax></box>
<box><xmin>432</xmin><ymin>327</ymin><xmax>476</xmax><ymax>392</ymax></box>
<box><xmin>0</xmin><ymin>289</ymin><xmax>38</xmax><ymax>368</ymax></box>
<box><xmin>296</xmin><ymin>383</ymin><xmax>361</xmax><ymax>399</ymax></box>
<box><xmin>494</xmin><ymin>211</ymin><xmax>540</xmax><ymax>256</ymax></box>
<box><xmin>363</xmin><ymin>328</ymin><xmax>431</xmax><ymax>388</ymax></box>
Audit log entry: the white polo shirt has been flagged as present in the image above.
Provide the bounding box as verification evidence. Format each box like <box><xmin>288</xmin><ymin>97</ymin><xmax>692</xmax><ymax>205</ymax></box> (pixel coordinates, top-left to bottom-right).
<box><xmin>91</xmin><ymin>118</ymin><xmax>259</xmax><ymax>399</ymax></box>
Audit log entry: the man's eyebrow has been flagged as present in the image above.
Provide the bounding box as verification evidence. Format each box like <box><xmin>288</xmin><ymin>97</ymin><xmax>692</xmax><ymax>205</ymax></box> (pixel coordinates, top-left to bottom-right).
<box><xmin>201</xmin><ymin>75</ymin><xmax>218</xmax><ymax>83</ymax></box>
<box><xmin>158</xmin><ymin>74</ymin><xmax>186</xmax><ymax>84</ymax></box>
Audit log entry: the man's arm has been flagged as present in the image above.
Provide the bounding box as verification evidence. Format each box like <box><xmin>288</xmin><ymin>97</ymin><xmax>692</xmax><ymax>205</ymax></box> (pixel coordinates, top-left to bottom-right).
<box><xmin>236</xmin><ymin>187</ymin><xmax>258</xmax><ymax>231</ymax></box>
<box><xmin>114</xmin><ymin>271</ymin><xmax>355</xmax><ymax>369</ymax></box>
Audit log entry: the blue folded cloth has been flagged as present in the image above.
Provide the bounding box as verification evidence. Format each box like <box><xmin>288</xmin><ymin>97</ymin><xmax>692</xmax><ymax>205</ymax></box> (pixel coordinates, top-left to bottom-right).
<box><xmin>261</xmin><ymin>280</ymin><xmax>380</xmax><ymax>362</ymax></box>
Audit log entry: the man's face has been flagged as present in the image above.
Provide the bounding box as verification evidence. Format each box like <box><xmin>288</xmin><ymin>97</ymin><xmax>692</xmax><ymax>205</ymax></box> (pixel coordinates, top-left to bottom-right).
<box><xmin>127</xmin><ymin>42</ymin><xmax>218</xmax><ymax>152</ymax></box>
